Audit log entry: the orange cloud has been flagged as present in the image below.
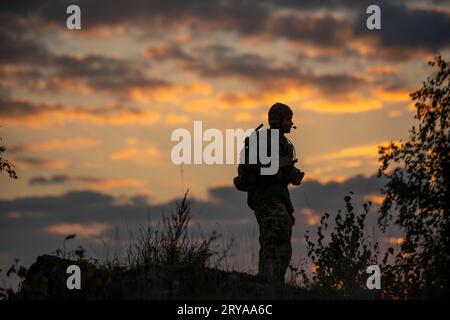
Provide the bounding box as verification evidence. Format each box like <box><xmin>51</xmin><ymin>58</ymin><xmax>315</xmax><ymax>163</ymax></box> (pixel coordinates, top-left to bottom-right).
<box><xmin>388</xmin><ymin>110</ymin><xmax>403</xmax><ymax>118</ymax></box>
<box><xmin>363</xmin><ymin>194</ymin><xmax>384</xmax><ymax>205</ymax></box>
<box><xmin>66</xmin><ymin>108</ymin><xmax>162</xmax><ymax>126</ymax></box>
<box><xmin>386</xmin><ymin>237</ymin><xmax>404</xmax><ymax>245</ymax></box>
<box><xmin>0</xmin><ymin>100</ymin><xmax>162</xmax><ymax>127</ymax></box>
<box><xmin>46</xmin><ymin>223</ymin><xmax>109</xmax><ymax>238</ymax></box>
<box><xmin>347</xmin><ymin>37</ymin><xmax>379</xmax><ymax>57</ymax></box>
<box><xmin>373</xmin><ymin>88</ymin><xmax>411</xmax><ymax>102</ymax></box>
<box><xmin>300</xmin><ymin>208</ymin><xmax>321</xmax><ymax>226</ymax></box>
<box><xmin>130</xmin><ymin>81</ymin><xmax>383</xmax><ymax>119</ymax></box>
<box><xmin>365</xmin><ymin>65</ymin><xmax>396</xmax><ymax>76</ymax></box>
<box><xmin>110</xmin><ymin>144</ymin><xmax>161</xmax><ymax>163</ymax></box>
<box><xmin>12</xmin><ymin>137</ymin><xmax>101</xmax><ymax>152</ymax></box>
<box><xmin>126</xmin><ymin>138</ymin><xmax>139</xmax><ymax>146</ymax></box>
<box><xmin>340</xmin><ymin>160</ymin><xmax>363</xmax><ymax>168</ymax></box>
<box><xmin>145</xmin><ymin>147</ymin><xmax>160</xmax><ymax>157</ymax></box>
<box><xmin>165</xmin><ymin>113</ymin><xmax>191</xmax><ymax>125</ymax></box>
<box><xmin>89</xmin><ymin>178</ymin><xmax>147</xmax><ymax>189</ymax></box>
<box><xmin>218</xmin><ymin>85</ymin><xmax>383</xmax><ymax>114</ymax></box>
<box><xmin>130</xmin><ymin>83</ymin><xmax>212</xmax><ymax>104</ymax></box>
<box><xmin>218</xmin><ymin>86</ymin><xmax>312</xmax><ymax>111</ymax></box>
<box><xmin>78</xmin><ymin>25</ymin><xmax>129</xmax><ymax>38</ymax></box>
<box><xmin>177</xmin><ymin>85</ymin><xmax>312</xmax><ymax>116</ymax></box>
<box><xmin>303</xmin><ymin>171</ymin><xmax>349</xmax><ymax>184</ymax></box>
<box><xmin>40</xmin><ymin>19</ymin><xmax>128</xmax><ymax>38</ymax></box>
<box><xmin>407</xmin><ymin>102</ymin><xmax>417</xmax><ymax>112</ymax></box>
<box><xmin>307</xmin><ymin>142</ymin><xmax>388</xmax><ymax>163</ymax></box>
<box><xmin>0</xmin><ymin>65</ymin><xmax>33</xmax><ymax>76</ymax></box>
<box><xmin>184</xmin><ymin>99</ymin><xmax>217</xmax><ymax>114</ymax></box>
<box><xmin>305</xmin><ymin>95</ymin><xmax>382</xmax><ymax>114</ymax></box>
<box><xmin>110</xmin><ymin>147</ymin><xmax>139</xmax><ymax>161</ymax></box>
<box><xmin>234</xmin><ymin>112</ymin><xmax>254</xmax><ymax>122</ymax></box>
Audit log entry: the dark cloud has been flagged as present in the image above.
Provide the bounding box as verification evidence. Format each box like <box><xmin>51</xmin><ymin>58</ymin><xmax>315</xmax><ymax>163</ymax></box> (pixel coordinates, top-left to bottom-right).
<box><xmin>1</xmin><ymin>174</ymin><xmax>404</xmax><ymax>273</ymax></box>
<box><xmin>0</xmin><ymin>98</ymin><xmax>63</xmax><ymax>118</ymax></box>
<box><xmin>2</xmin><ymin>0</ymin><xmax>448</xmax><ymax>101</ymax></box>
<box><xmin>28</xmin><ymin>174</ymin><xmax>103</xmax><ymax>185</ymax></box>
<box><xmin>381</xmin><ymin>5</ymin><xmax>450</xmax><ymax>50</ymax></box>
<box><xmin>13</xmin><ymin>156</ymin><xmax>66</xmax><ymax>169</ymax></box>
<box><xmin>29</xmin><ymin>175</ymin><xmax>67</xmax><ymax>185</ymax></box>
<box><xmin>2</xmin><ymin>174</ymin><xmax>388</xmax><ymax>228</ymax></box>
<box><xmin>353</xmin><ymin>4</ymin><xmax>450</xmax><ymax>58</ymax></box>
<box><xmin>268</xmin><ymin>14</ymin><xmax>351</xmax><ymax>47</ymax></box>
<box><xmin>0</xmin><ymin>10</ymin><xmax>50</xmax><ymax>63</ymax></box>
<box><xmin>0</xmin><ymin>190</ymin><xmax>140</xmax><ymax>225</ymax></box>
<box><xmin>198</xmin><ymin>46</ymin><xmax>368</xmax><ymax>94</ymax></box>
<box><xmin>144</xmin><ymin>43</ymin><xmax>369</xmax><ymax>93</ymax></box>
<box><xmin>20</xmin><ymin>0</ymin><xmax>268</xmax><ymax>34</ymax></box>
<box><xmin>3</xmin><ymin>0</ymin><xmax>450</xmax><ymax>58</ymax></box>
<box><xmin>0</xmin><ymin>97</ymin><xmax>160</xmax><ymax>125</ymax></box>
<box><xmin>192</xmin><ymin>49</ymin><xmax>299</xmax><ymax>83</ymax></box>
<box><xmin>28</xmin><ymin>174</ymin><xmax>77</xmax><ymax>185</ymax></box>
<box><xmin>50</xmin><ymin>54</ymin><xmax>169</xmax><ymax>92</ymax></box>
<box><xmin>0</xmin><ymin>38</ymin><xmax>169</xmax><ymax>94</ymax></box>
<box><xmin>144</xmin><ymin>42</ymin><xmax>296</xmax><ymax>85</ymax></box>
<box><xmin>1</xmin><ymin>174</ymin><xmax>388</xmax><ymax>225</ymax></box>
<box><xmin>0</xmin><ymin>26</ymin><xmax>49</xmax><ymax>64</ymax></box>
<box><xmin>307</xmin><ymin>73</ymin><xmax>369</xmax><ymax>95</ymax></box>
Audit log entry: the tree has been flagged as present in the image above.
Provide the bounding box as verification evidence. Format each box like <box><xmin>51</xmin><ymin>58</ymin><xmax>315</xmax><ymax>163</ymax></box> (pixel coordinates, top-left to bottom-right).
<box><xmin>0</xmin><ymin>137</ymin><xmax>17</xmax><ymax>179</ymax></box>
<box><xmin>378</xmin><ymin>56</ymin><xmax>450</xmax><ymax>298</ymax></box>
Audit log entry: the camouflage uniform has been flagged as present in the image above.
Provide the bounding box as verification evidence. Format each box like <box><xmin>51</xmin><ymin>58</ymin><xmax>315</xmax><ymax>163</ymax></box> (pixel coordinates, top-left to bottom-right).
<box><xmin>253</xmin><ymin>196</ymin><xmax>294</xmax><ymax>283</ymax></box>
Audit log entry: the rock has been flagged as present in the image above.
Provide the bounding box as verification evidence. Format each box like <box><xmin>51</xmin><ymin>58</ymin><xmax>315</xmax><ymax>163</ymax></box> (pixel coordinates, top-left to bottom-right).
<box><xmin>18</xmin><ymin>255</ymin><xmax>107</xmax><ymax>300</ymax></box>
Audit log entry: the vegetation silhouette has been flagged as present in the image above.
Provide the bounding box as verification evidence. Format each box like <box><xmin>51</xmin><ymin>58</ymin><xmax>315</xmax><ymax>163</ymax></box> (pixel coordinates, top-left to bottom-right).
<box><xmin>301</xmin><ymin>192</ymin><xmax>385</xmax><ymax>299</ymax></box>
<box><xmin>0</xmin><ymin>137</ymin><xmax>17</xmax><ymax>179</ymax></box>
<box><xmin>377</xmin><ymin>55</ymin><xmax>450</xmax><ymax>299</ymax></box>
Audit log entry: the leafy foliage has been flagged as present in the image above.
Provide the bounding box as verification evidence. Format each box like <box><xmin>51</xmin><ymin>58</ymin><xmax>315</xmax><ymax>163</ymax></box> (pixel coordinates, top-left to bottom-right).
<box><xmin>0</xmin><ymin>138</ymin><xmax>17</xmax><ymax>179</ymax></box>
<box><xmin>378</xmin><ymin>56</ymin><xmax>450</xmax><ymax>298</ymax></box>
<box><xmin>0</xmin><ymin>259</ymin><xmax>28</xmax><ymax>299</ymax></box>
<box><xmin>304</xmin><ymin>193</ymin><xmax>387</xmax><ymax>298</ymax></box>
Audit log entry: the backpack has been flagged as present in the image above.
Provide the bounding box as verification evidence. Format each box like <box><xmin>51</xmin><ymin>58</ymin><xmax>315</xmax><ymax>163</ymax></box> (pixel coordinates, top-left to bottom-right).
<box><xmin>233</xmin><ymin>124</ymin><xmax>265</xmax><ymax>192</ymax></box>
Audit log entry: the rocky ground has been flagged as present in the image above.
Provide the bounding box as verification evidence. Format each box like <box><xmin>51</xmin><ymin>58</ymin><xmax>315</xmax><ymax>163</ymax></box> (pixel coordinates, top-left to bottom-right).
<box><xmin>14</xmin><ymin>255</ymin><xmax>311</xmax><ymax>300</ymax></box>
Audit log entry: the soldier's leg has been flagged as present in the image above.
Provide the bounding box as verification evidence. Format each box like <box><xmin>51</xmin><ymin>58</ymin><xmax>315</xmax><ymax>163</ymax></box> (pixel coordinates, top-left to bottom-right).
<box><xmin>254</xmin><ymin>198</ymin><xmax>293</xmax><ymax>283</ymax></box>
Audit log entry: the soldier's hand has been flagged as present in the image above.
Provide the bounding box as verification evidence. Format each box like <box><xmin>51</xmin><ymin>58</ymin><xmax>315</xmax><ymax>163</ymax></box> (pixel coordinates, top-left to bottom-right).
<box><xmin>290</xmin><ymin>168</ymin><xmax>305</xmax><ymax>185</ymax></box>
<box><xmin>279</xmin><ymin>155</ymin><xmax>296</xmax><ymax>168</ymax></box>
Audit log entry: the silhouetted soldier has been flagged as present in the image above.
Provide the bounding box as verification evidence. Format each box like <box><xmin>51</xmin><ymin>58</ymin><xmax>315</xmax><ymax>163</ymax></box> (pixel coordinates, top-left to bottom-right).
<box><xmin>234</xmin><ymin>102</ymin><xmax>305</xmax><ymax>284</ymax></box>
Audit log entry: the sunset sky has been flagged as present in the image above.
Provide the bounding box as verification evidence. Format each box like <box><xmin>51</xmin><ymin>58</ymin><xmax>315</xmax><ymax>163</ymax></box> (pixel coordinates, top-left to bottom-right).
<box><xmin>1</xmin><ymin>0</ymin><xmax>450</xmax><ymax>274</ymax></box>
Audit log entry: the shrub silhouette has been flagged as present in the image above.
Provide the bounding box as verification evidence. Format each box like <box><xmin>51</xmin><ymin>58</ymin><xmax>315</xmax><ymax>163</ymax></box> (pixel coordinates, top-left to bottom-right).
<box><xmin>303</xmin><ymin>192</ymin><xmax>388</xmax><ymax>299</ymax></box>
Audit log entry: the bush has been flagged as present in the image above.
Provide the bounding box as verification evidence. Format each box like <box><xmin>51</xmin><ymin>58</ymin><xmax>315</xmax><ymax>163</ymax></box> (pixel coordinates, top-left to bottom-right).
<box><xmin>303</xmin><ymin>192</ymin><xmax>390</xmax><ymax>299</ymax></box>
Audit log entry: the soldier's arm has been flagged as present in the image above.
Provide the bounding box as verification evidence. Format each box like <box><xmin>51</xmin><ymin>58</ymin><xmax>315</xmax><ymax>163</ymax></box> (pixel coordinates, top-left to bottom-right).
<box><xmin>288</xmin><ymin>166</ymin><xmax>305</xmax><ymax>185</ymax></box>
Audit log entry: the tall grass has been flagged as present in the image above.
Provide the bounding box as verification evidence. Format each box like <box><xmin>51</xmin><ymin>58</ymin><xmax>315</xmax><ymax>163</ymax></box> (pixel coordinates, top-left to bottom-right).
<box><xmin>125</xmin><ymin>190</ymin><xmax>219</xmax><ymax>270</ymax></box>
